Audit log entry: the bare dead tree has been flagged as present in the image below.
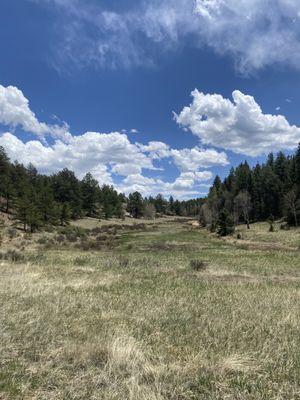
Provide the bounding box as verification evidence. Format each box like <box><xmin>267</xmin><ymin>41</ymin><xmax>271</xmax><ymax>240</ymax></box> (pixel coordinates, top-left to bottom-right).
<box><xmin>284</xmin><ymin>190</ymin><xmax>300</xmax><ymax>227</ymax></box>
<box><xmin>234</xmin><ymin>191</ymin><xmax>252</xmax><ymax>229</ymax></box>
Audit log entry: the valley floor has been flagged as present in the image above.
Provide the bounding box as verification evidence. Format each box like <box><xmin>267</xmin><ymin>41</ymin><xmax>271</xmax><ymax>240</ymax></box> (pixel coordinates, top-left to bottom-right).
<box><xmin>1</xmin><ymin>220</ymin><xmax>300</xmax><ymax>399</ymax></box>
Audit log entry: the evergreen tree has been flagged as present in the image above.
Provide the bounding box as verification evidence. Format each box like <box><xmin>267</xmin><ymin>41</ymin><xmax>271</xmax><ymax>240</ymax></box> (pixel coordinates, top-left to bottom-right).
<box><xmin>127</xmin><ymin>192</ymin><xmax>144</xmax><ymax>218</ymax></box>
<box><xmin>295</xmin><ymin>144</ymin><xmax>300</xmax><ymax>189</ymax></box>
<box><xmin>15</xmin><ymin>187</ymin><xmax>42</xmax><ymax>232</ymax></box>
<box><xmin>59</xmin><ymin>203</ymin><xmax>71</xmax><ymax>226</ymax></box>
<box><xmin>217</xmin><ymin>209</ymin><xmax>235</xmax><ymax>236</ymax></box>
<box><xmin>154</xmin><ymin>194</ymin><xmax>168</xmax><ymax>214</ymax></box>
<box><xmin>81</xmin><ymin>173</ymin><xmax>100</xmax><ymax>217</ymax></box>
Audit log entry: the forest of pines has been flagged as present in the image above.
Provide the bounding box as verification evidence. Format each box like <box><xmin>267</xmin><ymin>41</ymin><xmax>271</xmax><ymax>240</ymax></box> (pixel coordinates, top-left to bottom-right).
<box><xmin>1</xmin><ymin>144</ymin><xmax>300</xmax><ymax>233</ymax></box>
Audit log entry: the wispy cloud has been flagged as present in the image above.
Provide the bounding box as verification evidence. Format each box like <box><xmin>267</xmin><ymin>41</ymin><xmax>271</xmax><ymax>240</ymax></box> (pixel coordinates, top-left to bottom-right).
<box><xmin>31</xmin><ymin>0</ymin><xmax>300</xmax><ymax>73</ymax></box>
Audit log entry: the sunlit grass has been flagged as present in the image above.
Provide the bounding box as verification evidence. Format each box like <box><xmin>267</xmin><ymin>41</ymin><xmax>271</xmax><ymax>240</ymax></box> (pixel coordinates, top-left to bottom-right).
<box><xmin>1</xmin><ymin>220</ymin><xmax>300</xmax><ymax>399</ymax></box>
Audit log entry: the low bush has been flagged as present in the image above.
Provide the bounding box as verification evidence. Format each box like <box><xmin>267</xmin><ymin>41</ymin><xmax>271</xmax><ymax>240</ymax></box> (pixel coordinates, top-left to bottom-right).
<box><xmin>24</xmin><ymin>232</ymin><xmax>32</xmax><ymax>240</ymax></box>
<box><xmin>37</xmin><ymin>236</ymin><xmax>48</xmax><ymax>245</ymax></box>
<box><xmin>55</xmin><ymin>234</ymin><xmax>65</xmax><ymax>244</ymax></box>
<box><xmin>280</xmin><ymin>223</ymin><xmax>290</xmax><ymax>230</ymax></box>
<box><xmin>0</xmin><ymin>249</ymin><xmax>25</xmax><ymax>262</ymax></box>
<box><xmin>75</xmin><ymin>239</ymin><xmax>105</xmax><ymax>251</ymax></box>
<box><xmin>26</xmin><ymin>252</ymin><xmax>46</xmax><ymax>263</ymax></box>
<box><xmin>65</xmin><ymin>233</ymin><xmax>78</xmax><ymax>243</ymax></box>
<box><xmin>7</xmin><ymin>228</ymin><xmax>18</xmax><ymax>239</ymax></box>
<box><xmin>190</xmin><ymin>259</ymin><xmax>207</xmax><ymax>271</ymax></box>
<box><xmin>74</xmin><ymin>256</ymin><xmax>90</xmax><ymax>266</ymax></box>
<box><xmin>96</xmin><ymin>234</ymin><xmax>110</xmax><ymax>242</ymax></box>
<box><xmin>57</xmin><ymin>226</ymin><xmax>88</xmax><ymax>239</ymax></box>
<box><xmin>118</xmin><ymin>257</ymin><xmax>130</xmax><ymax>268</ymax></box>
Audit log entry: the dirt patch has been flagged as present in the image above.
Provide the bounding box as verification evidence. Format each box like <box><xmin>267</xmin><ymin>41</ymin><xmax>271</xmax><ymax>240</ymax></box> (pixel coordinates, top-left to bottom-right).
<box><xmin>187</xmin><ymin>220</ymin><xmax>200</xmax><ymax>228</ymax></box>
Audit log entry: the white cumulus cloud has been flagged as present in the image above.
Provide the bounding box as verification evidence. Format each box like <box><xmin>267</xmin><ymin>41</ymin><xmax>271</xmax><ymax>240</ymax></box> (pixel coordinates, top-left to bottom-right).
<box><xmin>0</xmin><ymin>82</ymin><xmax>230</xmax><ymax>198</ymax></box>
<box><xmin>0</xmin><ymin>131</ymin><xmax>155</xmax><ymax>184</ymax></box>
<box><xmin>0</xmin><ymin>84</ymin><xmax>70</xmax><ymax>140</ymax></box>
<box><xmin>117</xmin><ymin>171</ymin><xmax>212</xmax><ymax>198</ymax></box>
<box><xmin>138</xmin><ymin>141</ymin><xmax>171</xmax><ymax>159</ymax></box>
<box><xmin>171</xmin><ymin>147</ymin><xmax>229</xmax><ymax>171</ymax></box>
<box><xmin>175</xmin><ymin>89</ymin><xmax>300</xmax><ymax>156</ymax></box>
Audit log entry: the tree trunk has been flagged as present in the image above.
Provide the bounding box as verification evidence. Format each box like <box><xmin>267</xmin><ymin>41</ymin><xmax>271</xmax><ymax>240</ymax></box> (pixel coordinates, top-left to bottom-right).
<box><xmin>293</xmin><ymin>207</ymin><xmax>298</xmax><ymax>227</ymax></box>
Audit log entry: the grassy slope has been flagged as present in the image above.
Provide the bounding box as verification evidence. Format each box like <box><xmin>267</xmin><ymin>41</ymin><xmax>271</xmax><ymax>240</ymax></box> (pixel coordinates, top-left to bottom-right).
<box><xmin>1</xmin><ymin>221</ymin><xmax>300</xmax><ymax>399</ymax></box>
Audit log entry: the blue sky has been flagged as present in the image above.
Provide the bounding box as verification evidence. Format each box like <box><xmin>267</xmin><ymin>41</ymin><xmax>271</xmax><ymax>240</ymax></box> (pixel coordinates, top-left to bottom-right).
<box><xmin>1</xmin><ymin>0</ymin><xmax>300</xmax><ymax>198</ymax></box>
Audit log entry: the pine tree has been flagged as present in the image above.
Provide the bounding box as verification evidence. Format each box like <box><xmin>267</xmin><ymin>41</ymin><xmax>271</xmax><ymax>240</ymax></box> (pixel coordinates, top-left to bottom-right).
<box><xmin>295</xmin><ymin>144</ymin><xmax>300</xmax><ymax>189</ymax></box>
<box><xmin>81</xmin><ymin>173</ymin><xmax>100</xmax><ymax>217</ymax></box>
<box><xmin>15</xmin><ymin>188</ymin><xmax>42</xmax><ymax>232</ymax></box>
<box><xmin>59</xmin><ymin>203</ymin><xmax>71</xmax><ymax>226</ymax></box>
<box><xmin>127</xmin><ymin>192</ymin><xmax>144</xmax><ymax>218</ymax></box>
<box><xmin>217</xmin><ymin>209</ymin><xmax>235</xmax><ymax>236</ymax></box>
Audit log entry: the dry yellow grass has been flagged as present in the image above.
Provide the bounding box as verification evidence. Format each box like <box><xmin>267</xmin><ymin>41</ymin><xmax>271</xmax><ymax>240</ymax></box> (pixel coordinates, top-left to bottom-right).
<box><xmin>1</xmin><ymin>220</ymin><xmax>300</xmax><ymax>399</ymax></box>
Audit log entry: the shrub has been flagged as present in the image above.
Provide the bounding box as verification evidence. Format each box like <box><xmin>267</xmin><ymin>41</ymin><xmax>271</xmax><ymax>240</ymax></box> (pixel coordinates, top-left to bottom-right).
<box><xmin>37</xmin><ymin>236</ymin><xmax>48</xmax><ymax>245</ymax></box>
<box><xmin>119</xmin><ymin>257</ymin><xmax>130</xmax><ymax>268</ymax></box>
<box><xmin>7</xmin><ymin>228</ymin><xmax>18</xmax><ymax>239</ymax></box>
<box><xmin>57</xmin><ymin>226</ymin><xmax>88</xmax><ymax>239</ymax></box>
<box><xmin>0</xmin><ymin>249</ymin><xmax>25</xmax><ymax>262</ymax></box>
<box><xmin>26</xmin><ymin>252</ymin><xmax>46</xmax><ymax>263</ymax></box>
<box><xmin>96</xmin><ymin>234</ymin><xmax>110</xmax><ymax>242</ymax></box>
<box><xmin>190</xmin><ymin>259</ymin><xmax>207</xmax><ymax>271</ymax></box>
<box><xmin>65</xmin><ymin>233</ymin><xmax>78</xmax><ymax>243</ymax></box>
<box><xmin>44</xmin><ymin>225</ymin><xmax>54</xmax><ymax>233</ymax></box>
<box><xmin>280</xmin><ymin>223</ymin><xmax>290</xmax><ymax>231</ymax></box>
<box><xmin>55</xmin><ymin>234</ymin><xmax>65</xmax><ymax>244</ymax></box>
<box><xmin>24</xmin><ymin>232</ymin><xmax>32</xmax><ymax>240</ymax></box>
<box><xmin>74</xmin><ymin>256</ymin><xmax>90</xmax><ymax>266</ymax></box>
<box><xmin>76</xmin><ymin>239</ymin><xmax>104</xmax><ymax>251</ymax></box>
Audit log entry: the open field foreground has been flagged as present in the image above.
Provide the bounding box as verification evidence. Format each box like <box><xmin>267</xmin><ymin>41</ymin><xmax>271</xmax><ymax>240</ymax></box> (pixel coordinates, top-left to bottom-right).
<box><xmin>1</xmin><ymin>219</ymin><xmax>300</xmax><ymax>399</ymax></box>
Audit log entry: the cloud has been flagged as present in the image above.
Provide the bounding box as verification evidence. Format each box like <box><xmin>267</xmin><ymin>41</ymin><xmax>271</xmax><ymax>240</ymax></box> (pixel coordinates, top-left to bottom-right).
<box><xmin>117</xmin><ymin>171</ymin><xmax>212</xmax><ymax>198</ymax></box>
<box><xmin>138</xmin><ymin>141</ymin><xmax>171</xmax><ymax>159</ymax></box>
<box><xmin>111</xmin><ymin>163</ymin><xmax>142</xmax><ymax>177</ymax></box>
<box><xmin>0</xmin><ymin>131</ymin><xmax>214</xmax><ymax>198</ymax></box>
<box><xmin>175</xmin><ymin>89</ymin><xmax>300</xmax><ymax>156</ymax></box>
<box><xmin>0</xmin><ymin>81</ymin><xmax>229</xmax><ymax>198</ymax></box>
<box><xmin>171</xmin><ymin>147</ymin><xmax>229</xmax><ymax>171</ymax></box>
<box><xmin>0</xmin><ymin>84</ymin><xmax>70</xmax><ymax>140</ymax></box>
<box><xmin>33</xmin><ymin>0</ymin><xmax>300</xmax><ymax>73</ymax></box>
<box><xmin>0</xmin><ymin>131</ymin><xmax>156</xmax><ymax>184</ymax></box>
<box><xmin>194</xmin><ymin>0</ymin><xmax>300</xmax><ymax>74</ymax></box>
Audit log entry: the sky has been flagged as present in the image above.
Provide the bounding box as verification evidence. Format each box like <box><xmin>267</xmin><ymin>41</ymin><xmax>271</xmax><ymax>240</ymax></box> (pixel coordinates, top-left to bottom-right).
<box><xmin>1</xmin><ymin>0</ymin><xmax>300</xmax><ymax>199</ymax></box>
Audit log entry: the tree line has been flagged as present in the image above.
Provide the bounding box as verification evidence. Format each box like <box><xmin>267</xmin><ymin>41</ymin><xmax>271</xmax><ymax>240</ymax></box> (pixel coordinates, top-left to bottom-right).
<box><xmin>200</xmin><ymin>145</ymin><xmax>300</xmax><ymax>235</ymax></box>
<box><xmin>0</xmin><ymin>146</ymin><xmax>203</xmax><ymax>231</ymax></box>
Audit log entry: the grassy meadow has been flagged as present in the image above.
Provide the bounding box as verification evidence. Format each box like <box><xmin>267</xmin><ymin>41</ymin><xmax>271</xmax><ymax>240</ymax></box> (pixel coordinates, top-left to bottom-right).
<box><xmin>1</xmin><ymin>218</ymin><xmax>300</xmax><ymax>399</ymax></box>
